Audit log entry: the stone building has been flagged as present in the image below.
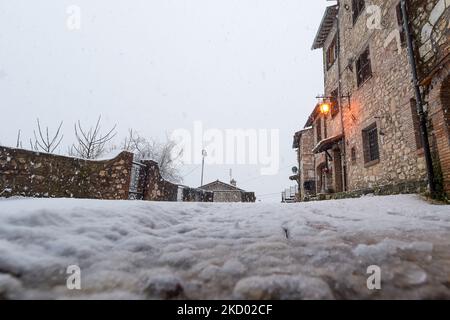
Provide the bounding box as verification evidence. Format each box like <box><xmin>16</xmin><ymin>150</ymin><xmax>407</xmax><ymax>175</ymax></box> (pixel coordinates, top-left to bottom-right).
<box><xmin>291</xmin><ymin>127</ymin><xmax>316</xmax><ymax>201</ymax></box>
<box><xmin>199</xmin><ymin>179</ymin><xmax>256</xmax><ymax>202</ymax></box>
<box><xmin>292</xmin><ymin>0</ymin><xmax>449</xmax><ymax>199</ymax></box>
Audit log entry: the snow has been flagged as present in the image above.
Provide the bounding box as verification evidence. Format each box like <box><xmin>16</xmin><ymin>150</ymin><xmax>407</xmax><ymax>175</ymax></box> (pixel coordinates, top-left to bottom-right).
<box><xmin>0</xmin><ymin>195</ymin><xmax>449</xmax><ymax>299</ymax></box>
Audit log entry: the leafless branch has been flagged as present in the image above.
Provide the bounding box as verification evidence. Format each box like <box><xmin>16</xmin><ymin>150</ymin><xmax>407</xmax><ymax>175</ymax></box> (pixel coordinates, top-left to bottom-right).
<box><xmin>120</xmin><ymin>130</ymin><xmax>183</xmax><ymax>182</ymax></box>
<box><xmin>16</xmin><ymin>130</ymin><xmax>22</xmax><ymax>148</ymax></box>
<box><xmin>32</xmin><ymin>119</ymin><xmax>64</xmax><ymax>153</ymax></box>
<box><xmin>71</xmin><ymin>115</ymin><xmax>117</xmax><ymax>159</ymax></box>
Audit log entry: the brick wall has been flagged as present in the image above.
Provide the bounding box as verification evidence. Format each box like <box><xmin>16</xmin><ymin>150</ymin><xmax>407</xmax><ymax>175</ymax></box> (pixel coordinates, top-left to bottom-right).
<box><xmin>427</xmin><ymin>62</ymin><xmax>450</xmax><ymax>197</ymax></box>
<box><xmin>0</xmin><ymin>146</ymin><xmax>133</xmax><ymax>199</ymax></box>
<box><xmin>410</xmin><ymin>0</ymin><xmax>450</xmax><ymax>198</ymax></box>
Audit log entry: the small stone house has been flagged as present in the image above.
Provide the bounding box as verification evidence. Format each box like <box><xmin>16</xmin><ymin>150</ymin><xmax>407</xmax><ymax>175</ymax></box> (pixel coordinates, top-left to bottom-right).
<box><xmin>292</xmin><ymin>0</ymin><xmax>449</xmax><ymax>199</ymax></box>
<box><xmin>291</xmin><ymin>127</ymin><xmax>316</xmax><ymax>201</ymax></box>
<box><xmin>199</xmin><ymin>180</ymin><xmax>256</xmax><ymax>203</ymax></box>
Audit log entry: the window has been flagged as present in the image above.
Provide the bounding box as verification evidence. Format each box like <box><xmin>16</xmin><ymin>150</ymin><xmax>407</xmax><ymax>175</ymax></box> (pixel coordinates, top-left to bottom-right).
<box><xmin>362</xmin><ymin>123</ymin><xmax>380</xmax><ymax>164</ymax></box>
<box><xmin>410</xmin><ymin>99</ymin><xmax>423</xmax><ymax>150</ymax></box>
<box><xmin>326</xmin><ymin>35</ymin><xmax>338</xmax><ymax>70</ymax></box>
<box><xmin>356</xmin><ymin>47</ymin><xmax>372</xmax><ymax>87</ymax></box>
<box><xmin>351</xmin><ymin>147</ymin><xmax>357</xmax><ymax>164</ymax></box>
<box><xmin>352</xmin><ymin>0</ymin><xmax>366</xmax><ymax>24</ymax></box>
<box><xmin>396</xmin><ymin>3</ymin><xmax>407</xmax><ymax>46</ymax></box>
<box><xmin>330</xmin><ymin>88</ymin><xmax>340</xmax><ymax>117</ymax></box>
<box><xmin>316</xmin><ymin>119</ymin><xmax>322</xmax><ymax>143</ymax></box>
<box><xmin>304</xmin><ymin>181</ymin><xmax>315</xmax><ymax>192</ymax></box>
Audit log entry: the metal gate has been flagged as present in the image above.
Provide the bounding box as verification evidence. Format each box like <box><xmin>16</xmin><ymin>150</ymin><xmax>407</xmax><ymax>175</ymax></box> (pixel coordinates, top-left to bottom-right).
<box><xmin>128</xmin><ymin>161</ymin><xmax>146</xmax><ymax>200</ymax></box>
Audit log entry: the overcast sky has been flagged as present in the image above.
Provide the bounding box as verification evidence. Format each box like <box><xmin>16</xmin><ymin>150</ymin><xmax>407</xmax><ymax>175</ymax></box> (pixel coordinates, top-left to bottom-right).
<box><xmin>0</xmin><ymin>0</ymin><xmax>329</xmax><ymax>202</ymax></box>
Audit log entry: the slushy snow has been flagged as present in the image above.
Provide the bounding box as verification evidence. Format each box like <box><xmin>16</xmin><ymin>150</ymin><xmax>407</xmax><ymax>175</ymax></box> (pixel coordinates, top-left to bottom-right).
<box><xmin>0</xmin><ymin>195</ymin><xmax>449</xmax><ymax>299</ymax></box>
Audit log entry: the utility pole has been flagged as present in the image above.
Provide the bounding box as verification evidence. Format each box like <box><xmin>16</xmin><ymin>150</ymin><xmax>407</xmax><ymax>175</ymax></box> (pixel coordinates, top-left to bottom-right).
<box><xmin>401</xmin><ymin>0</ymin><xmax>436</xmax><ymax>195</ymax></box>
<box><xmin>200</xmin><ymin>149</ymin><xmax>207</xmax><ymax>187</ymax></box>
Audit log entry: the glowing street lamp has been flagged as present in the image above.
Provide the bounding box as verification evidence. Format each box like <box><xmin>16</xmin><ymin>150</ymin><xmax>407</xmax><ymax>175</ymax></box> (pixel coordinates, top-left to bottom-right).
<box><xmin>320</xmin><ymin>101</ymin><xmax>331</xmax><ymax>114</ymax></box>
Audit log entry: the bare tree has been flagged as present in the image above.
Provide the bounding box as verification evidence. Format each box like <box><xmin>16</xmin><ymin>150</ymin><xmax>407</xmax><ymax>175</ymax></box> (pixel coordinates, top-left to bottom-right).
<box><xmin>71</xmin><ymin>116</ymin><xmax>117</xmax><ymax>159</ymax></box>
<box><xmin>29</xmin><ymin>138</ymin><xmax>38</xmax><ymax>151</ymax></box>
<box><xmin>32</xmin><ymin>119</ymin><xmax>64</xmax><ymax>153</ymax></box>
<box><xmin>16</xmin><ymin>129</ymin><xmax>23</xmax><ymax>148</ymax></box>
<box><xmin>121</xmin><ymin>130</ymin><xmax>183</xmax><ymax>182</ymax></box>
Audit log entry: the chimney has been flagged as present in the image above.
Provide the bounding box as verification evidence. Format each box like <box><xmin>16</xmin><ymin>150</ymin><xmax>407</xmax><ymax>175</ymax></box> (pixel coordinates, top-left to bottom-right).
<box><xmin>230</xmin><ymin>179</ymin><xmax>237</xmax><ymax>187</ymax></box>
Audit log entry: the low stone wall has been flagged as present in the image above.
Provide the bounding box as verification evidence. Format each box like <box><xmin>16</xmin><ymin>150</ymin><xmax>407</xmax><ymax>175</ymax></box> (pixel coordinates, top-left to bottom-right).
<box><xmin>0</xmin><ymin>146</ymin><xmax>133</xmax><ymax>200</ymax></box>
<box><xmin>140</xmin><ymin>160</ymin><xmax>214</xmax><ymax>202</ymax></box>
<box><xmin>141</xmin><ymin>160</ymin><xmax>179</xmax><ymax>201</ymax></box>
<box><xmin>312</xmin><ymin>180</ymin><xmax>428</xmax><ymax>202</ymax></box>
<box><xmin>242</xmin><ymin>192</ymin><xmax>256</xmax><ymax>202</ymax></box>
<box><xmin>0</xmin><ymin>146</ymin><xmax>223</xmax><ymax>203</ymax></box>
<box><xmin>182</xmin><ymin>188</ymin><xmax>214</xmax><ymax>202</ymax></box>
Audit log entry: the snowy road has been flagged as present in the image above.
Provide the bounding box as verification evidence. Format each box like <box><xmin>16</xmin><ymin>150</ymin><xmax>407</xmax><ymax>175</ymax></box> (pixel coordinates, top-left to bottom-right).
<box><xmin>0</xmin><ymin>195</ymin><xmax>449</xmax><ymax>299</ymax></box>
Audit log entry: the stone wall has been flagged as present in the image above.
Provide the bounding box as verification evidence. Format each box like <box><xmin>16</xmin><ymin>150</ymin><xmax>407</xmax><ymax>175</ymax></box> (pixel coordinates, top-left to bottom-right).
<box><xmin>182</xmin><ymin>188</ymin><xmax>214</xmax><ymax>202</ymax></box>
<box><xmin>141</xmin><ymin>160</ymin><xmax>214</xmax><ymax>202</ymax></box>
<box><xmin>312</xmin><ymin>0</ymin><xmax>429</xmax><ymax>196</ymax></box>
<box><xmin>313</xmin><ymin>180</ymin><xmax>428</xmax><ymax>201</ymax></box>
<box><xmin>409</xmin><ymin>0</ymin><xmax>450</xmax><ymax>82</ymax></box>
<box><xmin>212</xmin><ymin>191</ymin><xmax>244</xmax><ymax>203</ymax></box>
<box><xmin>293</xmin><ymin>128</ymin><xmax>316</xmax><ymax>201</ymax></box>
<box><xmin>242</xmin><ymin>192</ymin><xmax>257</xmax><ymax>203</ymax></box>
<box><xmin>0</xmin><ymin>146</ymin><xmax>216</xmax><ymax>202</ymax></box>
<box><xmin>141</xmin><ymin>160</ymin><xmax>179</xmax><ymax>201</ymax></box>
<box><xmin>0</xmin><ymin>146</ymin><xmax>133</xmax><ymax>200</ymax></box>
<box><xmin>210</xmin><ymin>191</ymin><xmax>256</xmax><ymax>203</ymax></box>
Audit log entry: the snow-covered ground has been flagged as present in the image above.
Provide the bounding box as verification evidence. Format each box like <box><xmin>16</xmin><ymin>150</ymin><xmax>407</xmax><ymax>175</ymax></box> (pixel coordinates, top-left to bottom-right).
<box><xmin>0</xmin><ymin>195</ymin><xmax>449</xmax><ymax>300</ymax></box>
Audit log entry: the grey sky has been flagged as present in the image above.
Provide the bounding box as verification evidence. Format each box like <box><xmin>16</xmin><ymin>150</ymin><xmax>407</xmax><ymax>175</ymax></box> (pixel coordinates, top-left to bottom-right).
<box><xmin>0</xmin><ymin>0</ymin><xmax>329</xmax><ymax>202</ymax></box>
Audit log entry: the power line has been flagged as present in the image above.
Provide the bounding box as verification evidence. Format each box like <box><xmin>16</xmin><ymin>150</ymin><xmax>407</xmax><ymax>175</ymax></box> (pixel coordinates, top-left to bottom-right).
<box><xmin>182</xmin><ymin>165</ymin><xmax>201</xmax><ymax>179</ymax></box>
<box><xmin>256</xmin><ymin>192</ymin><xmax>282</xmax><ymax>198</ymax></box>
<box><xmin>240</xmin><ymin>164</ymin><xmax>295</xmax><ymax>184</ymax></box>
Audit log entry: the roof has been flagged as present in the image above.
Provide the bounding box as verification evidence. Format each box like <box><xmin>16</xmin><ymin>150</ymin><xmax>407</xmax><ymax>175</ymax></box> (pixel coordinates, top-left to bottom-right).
<box><xmin>312</xmin><ymin>134</ymin><xmax>344</xmax><ymax>153</ymax></box>
<box><xmin>199</xmin><ymin>180</ymin><xmax>245</xmax><ymax>192</ymax></box>
<box><xmin>311</xmin><ymin>5</ymin><xmax>338</xmax><ymax>50</ymax></box>
<box><xmin>305</xmin><ymin>103</ymin><xmax>321</xmax><ymax>127</ymax></box>
<box><xmin>292</xmin><ymin>127</ymin><xmax>313</xmax><ymax>149</ymax></box>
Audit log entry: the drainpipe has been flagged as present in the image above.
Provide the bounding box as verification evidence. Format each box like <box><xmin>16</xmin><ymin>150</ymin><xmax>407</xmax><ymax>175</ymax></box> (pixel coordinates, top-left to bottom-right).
<box><xmin>401</xmin><ymin>0</ymin><xmax>436</xmax><ymax>195</ymax></box>
<box><xmin>336</xmin><ymin>0</ymin><xmax>348</xmax><ymax>192</ymax></box>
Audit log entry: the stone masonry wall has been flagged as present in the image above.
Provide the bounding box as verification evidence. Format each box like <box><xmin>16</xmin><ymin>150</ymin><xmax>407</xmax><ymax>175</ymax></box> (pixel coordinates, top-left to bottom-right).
<box><xmin>0</xmin><ymin>146</ymin><xmax>133</xmax><ymax>199</ymax></box>
<box><xmin>182</xmin><ymin>188</ymin><xmax>214</xmax><ymax>202</ymax></box>
<box><xmin>321</xmin><ymin>0</ymin><xmax>428</xmax><ymax>192</ymax></box>
<box><xmin>409</xmin><ymin>0</ymin><xmax>450</xmax><ymax>82</ymax></box>
<box><xmin>141</xmin><ymin>160</ymin><xmax>180</xmax><ymax>201</ymax></box>
<box><xmin>298</xmin><ymin>128</ymin><xmax>316</xmax><ymax>200</ymax></box>
<box><xmin>141</xmin><ymin>160</ymin><xmax>214</xmax><ymax>202</ymax></box>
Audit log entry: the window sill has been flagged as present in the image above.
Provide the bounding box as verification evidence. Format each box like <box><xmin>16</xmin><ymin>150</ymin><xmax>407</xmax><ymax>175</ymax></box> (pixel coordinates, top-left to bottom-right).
<box><xmin>357</xmin><ymin>74</ymin><xmax>373</xmax><ymax>89</ymax></box>
<box><xmin>364</xmin><ymin>158</ymin><xmax>380</xmax><ymax>168</ymax></box>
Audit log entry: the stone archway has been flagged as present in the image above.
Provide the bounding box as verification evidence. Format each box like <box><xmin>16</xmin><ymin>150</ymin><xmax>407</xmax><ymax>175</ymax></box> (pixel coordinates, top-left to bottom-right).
<box><xmin>440</xmin><ymin>74</ymin><xmax>450</xmax><ymax>140</ymax></box>
<box><xmin>432</xmin><ymin>71</ymin><xmax>450</xmax><ymax>196</ymax></box>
